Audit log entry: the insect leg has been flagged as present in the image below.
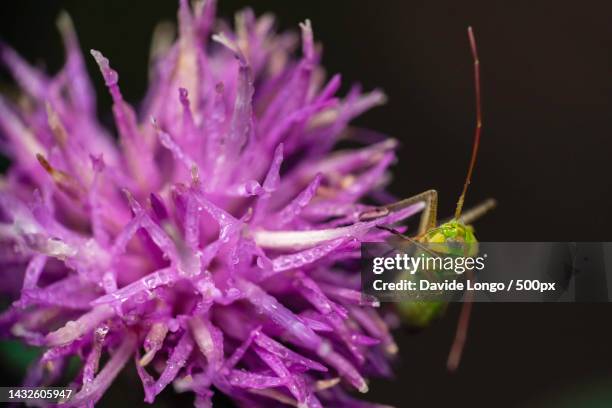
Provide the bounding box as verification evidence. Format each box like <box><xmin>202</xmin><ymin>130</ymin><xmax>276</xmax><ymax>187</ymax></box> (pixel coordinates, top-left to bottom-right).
<box><xmin>457</xmin><ymin>198</ymin><xmax>496</xmax><ymax>225</ymax></box>
<box><xmin>381</xmin><ymin>189</ymin><xmax>439</xmax><ymax>235</ymax></box>
<box><xmin>447</xmin><ymin>270</ymin><xmax>474</xmax><ymax>372</ymax></box>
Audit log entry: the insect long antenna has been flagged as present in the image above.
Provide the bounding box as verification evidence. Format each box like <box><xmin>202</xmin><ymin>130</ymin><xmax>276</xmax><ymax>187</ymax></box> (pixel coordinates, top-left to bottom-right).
<box><xmin>454</xmin><ymin>27</ymin><xmax>482</xmax><ymax>219</ymax></box>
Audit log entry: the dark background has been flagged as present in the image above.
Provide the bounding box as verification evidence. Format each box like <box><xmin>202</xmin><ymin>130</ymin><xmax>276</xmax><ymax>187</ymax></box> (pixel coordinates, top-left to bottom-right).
<box><xmin>1</xmin><ymin>1</ymin><xmax>612</xmax><ymax>407</ymax></box>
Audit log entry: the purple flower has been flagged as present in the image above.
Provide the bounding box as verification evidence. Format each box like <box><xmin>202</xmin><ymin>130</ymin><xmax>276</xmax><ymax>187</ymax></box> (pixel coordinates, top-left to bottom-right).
<box><xmin>0</xmin><ymin>1</ymin><xmax>422</xmax><ymax>406</ymax></box>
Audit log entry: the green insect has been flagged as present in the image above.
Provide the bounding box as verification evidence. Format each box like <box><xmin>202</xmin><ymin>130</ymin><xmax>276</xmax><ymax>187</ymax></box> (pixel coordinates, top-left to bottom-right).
<box><xmin>366</xmin><ymin>27</ymin><xmax>495</xmax><ymax>370</ymax></box>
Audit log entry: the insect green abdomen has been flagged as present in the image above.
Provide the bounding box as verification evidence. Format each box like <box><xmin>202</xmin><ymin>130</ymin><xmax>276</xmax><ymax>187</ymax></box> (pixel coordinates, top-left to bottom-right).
<box><xmin>397</xmin><ymin>220</ymin><xmax>479</xmax><ymax>327</ymax></box>
<box><xmin>397</xmin><ymin>299</ymin><xmax>447</xmax><ymax>327</ymax></box>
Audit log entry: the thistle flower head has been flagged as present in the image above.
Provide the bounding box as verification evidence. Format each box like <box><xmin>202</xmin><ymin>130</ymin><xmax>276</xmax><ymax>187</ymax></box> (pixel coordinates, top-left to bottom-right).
<box><xmin>0</xmin><ymin>1</ymin><xmax>422</xmax><ymax>406</ymax></box>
